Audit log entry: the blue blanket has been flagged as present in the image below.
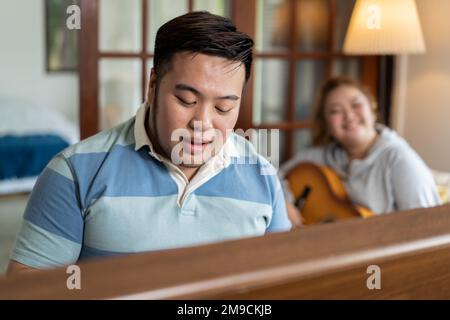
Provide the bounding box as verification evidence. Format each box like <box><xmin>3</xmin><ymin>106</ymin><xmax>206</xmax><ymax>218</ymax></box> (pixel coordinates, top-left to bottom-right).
<box><xmin>0</xmin><ymin>135</ymin><xmax>69</xmax><ymax>180</ymax></box>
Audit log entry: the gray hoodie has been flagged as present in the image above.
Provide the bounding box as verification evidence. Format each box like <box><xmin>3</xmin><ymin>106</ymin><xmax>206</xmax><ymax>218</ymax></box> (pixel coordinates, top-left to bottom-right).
<box><xmin>279</xmin><ymin>124</ymin><xmax>441</xmax><ymax>214</ymax></box>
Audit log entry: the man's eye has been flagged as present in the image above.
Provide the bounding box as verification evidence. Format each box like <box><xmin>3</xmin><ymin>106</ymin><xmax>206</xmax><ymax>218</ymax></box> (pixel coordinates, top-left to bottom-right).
<box><xmin>176</xmin><ymin>96</ymin><xmax>196</xmax><ymax>106</ymax></box>
<box><xmin>215</xmin><ymin>106</ymin><xmax>232</xmax><ymax>114</ymax></box>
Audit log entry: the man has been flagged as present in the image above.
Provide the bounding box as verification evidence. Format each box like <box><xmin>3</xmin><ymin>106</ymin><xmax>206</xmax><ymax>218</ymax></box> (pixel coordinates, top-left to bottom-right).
<box><xmin>8</xmin><ymin>11</ymin><xmax>291</xmax><ymax>274</ymax></box>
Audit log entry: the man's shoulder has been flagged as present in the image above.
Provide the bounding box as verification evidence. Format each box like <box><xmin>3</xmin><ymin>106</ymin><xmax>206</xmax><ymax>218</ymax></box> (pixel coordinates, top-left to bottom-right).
<box><xmin>61</xmin><ymin>118</ymin><xmax>136</xmax><ymax>159</ymax></box>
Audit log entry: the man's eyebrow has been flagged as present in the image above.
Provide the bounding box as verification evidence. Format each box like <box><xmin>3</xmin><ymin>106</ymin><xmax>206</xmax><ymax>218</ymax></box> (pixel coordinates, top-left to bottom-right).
<box><xmin>175</xmin><ymin>84</ymin><xmax>200</xmax><ymax>95</ymax></box>
<box><xmin>174</xmin><ymin>83</ymin><xmax>240</xmax><ymax>101</ymax></box>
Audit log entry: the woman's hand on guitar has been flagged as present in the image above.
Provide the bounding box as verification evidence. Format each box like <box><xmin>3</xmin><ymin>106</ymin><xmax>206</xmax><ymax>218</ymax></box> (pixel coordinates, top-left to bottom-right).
<box><xmin>286</xmin><ymin>201</ymin><xmax>304</xmax><ymax>228</ymax></box>
<box><xmin>285</xmin><ymin>162</ymin><xmax>375</xmax><ymax>225</ymax></box>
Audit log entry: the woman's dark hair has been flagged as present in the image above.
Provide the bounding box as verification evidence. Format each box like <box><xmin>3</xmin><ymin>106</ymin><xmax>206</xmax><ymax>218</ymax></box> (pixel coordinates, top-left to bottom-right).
<box><xmin>153</xmin><ymin>11</ymin><xmax>254</xmax><ymax>82</ymax></box>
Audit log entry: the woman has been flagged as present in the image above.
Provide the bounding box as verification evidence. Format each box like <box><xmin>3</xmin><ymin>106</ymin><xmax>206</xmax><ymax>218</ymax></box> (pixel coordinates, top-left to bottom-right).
<box><xmin>279</xmin><ymin>77</ymin><xmax>441</xmax><ymax>226</ymax></box>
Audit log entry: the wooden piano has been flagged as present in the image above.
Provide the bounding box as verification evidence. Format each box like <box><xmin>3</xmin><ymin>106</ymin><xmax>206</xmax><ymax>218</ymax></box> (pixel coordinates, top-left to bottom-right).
<box><xmin>1</xmin><ymin>204</ymin><xmax>450</xmax><ymax>299</ymax></box>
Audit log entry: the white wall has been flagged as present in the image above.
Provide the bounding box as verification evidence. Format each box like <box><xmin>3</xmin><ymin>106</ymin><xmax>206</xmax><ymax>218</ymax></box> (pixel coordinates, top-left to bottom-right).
<box><xmin>392</xmin><ymin>0</ymin><xmax>450</xmax><ymax>172</ymax></box>
<box><xmin>0</xmin><ymin>0</ymin><xmax>79</xmax><ymax>123</ymax></box>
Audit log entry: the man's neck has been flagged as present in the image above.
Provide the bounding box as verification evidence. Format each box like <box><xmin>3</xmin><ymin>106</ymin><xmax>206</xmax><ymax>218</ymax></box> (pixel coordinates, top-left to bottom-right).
<box><xmin>145</xmin><ymin>111</ymin><xmax>164</xmax><ymax>158</ymax></box>
<box><xmin>179</xmin><ymin>166</ymin><xmax>201</xmax><ymax>181</ymax></box>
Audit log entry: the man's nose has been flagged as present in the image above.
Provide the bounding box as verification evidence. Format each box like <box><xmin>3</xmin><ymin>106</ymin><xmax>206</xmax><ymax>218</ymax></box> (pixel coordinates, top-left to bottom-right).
<box><xmin>190</xmin><ymin>104</ymin><xmax>213</xmax><ymax>130</ymax></box>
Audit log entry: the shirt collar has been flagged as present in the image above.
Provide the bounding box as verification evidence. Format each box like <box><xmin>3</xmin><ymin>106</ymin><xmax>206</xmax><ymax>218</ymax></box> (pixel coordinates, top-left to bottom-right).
<box><xmin>134</xmin><ymin>102</ymin><xmax>155</xmax><ymax>150</ymax></box>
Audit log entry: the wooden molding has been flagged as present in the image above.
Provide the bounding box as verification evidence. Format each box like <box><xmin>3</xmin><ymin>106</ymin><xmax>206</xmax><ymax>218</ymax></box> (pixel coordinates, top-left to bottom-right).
<box><xmin>1</xmin><ymin>204</ymin><xmax>450</xmax><ymax>299</ymax></box>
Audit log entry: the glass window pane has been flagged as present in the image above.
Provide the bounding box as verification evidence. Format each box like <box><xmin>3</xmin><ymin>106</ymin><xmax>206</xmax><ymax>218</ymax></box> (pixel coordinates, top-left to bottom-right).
<box><xmin>193</xmin><ymin>0</ymin><xmax>231</xmax><ymax>17</ymax></box>
<box><xmin>335</xmin><ymin>0</ymin><xmax>356</xmax><ymax>52</ymax></box>
<box><xmin>256</xmin><ymin>0</ymin><xmax>290</xmax><ymax>52</ymax></box>
<box><xmin>253</xmin><ymin>59</ymin><xmax>289</xmax><ymax>125</ymax></box>
<box><xmin>295</xmin><ymin>60</ymin><xmax>327</xmax><ymax>121</ymax></box>
<box><xmin>99</xmin><ymin>59</ymin><xmax>142</xmax><ymax>130</ymax></box>
<box><xmin>278</xmin><ymin>130</ymin><xmax>288</xmax><ymax>164</ymax></box>
<box><xmin>293</xmin><ymin>129</ymin><xmax>312</xmax><ymax>153</ymax></box>
<box><xmin>297</xmin><ymin>0</ymin><xmax>330</xmax><ymax>52</ymax></box>
<box><xmin>246</xmin><ymin>128</ymin><xmax>284</xmax><ymax>172</ymax></box>
<box><xmin>99</xmin><ymin>0</ymin><xmax>141</xmax><ymax>52</ymax></box>
<box><xmin>332</xmin><ymin>58</ymin><xmax>363</xmax><ymax>80</ymax></box>
<box><xmin>147</xmin><ymin>0</ymin><xmax>188</xmax><ymax>53</ymax></box>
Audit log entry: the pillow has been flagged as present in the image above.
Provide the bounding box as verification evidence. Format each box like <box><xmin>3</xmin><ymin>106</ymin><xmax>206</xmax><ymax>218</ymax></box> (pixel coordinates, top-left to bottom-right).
<box><xmin>431</xmin><ymin>169</ymin><xmax>450</xmax><ymax>204</ymax></box>
<box><xmin>0</xmin><ymin>99</ymin><xmax>79</xmax><ymax>144</ymax></box>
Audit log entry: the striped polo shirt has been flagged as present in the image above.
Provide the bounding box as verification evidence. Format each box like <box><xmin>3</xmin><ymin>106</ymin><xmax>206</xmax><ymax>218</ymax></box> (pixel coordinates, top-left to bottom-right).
<box><xmin>11</xmin><ymin>104</ymin><xmax>291</xmax><ymax>269</ymax></box>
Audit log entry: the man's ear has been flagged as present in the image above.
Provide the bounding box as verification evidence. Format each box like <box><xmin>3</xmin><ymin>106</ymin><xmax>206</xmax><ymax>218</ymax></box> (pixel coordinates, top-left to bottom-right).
<box><xmin>146</xmin><ymin>68</ymin><xmax>156</xmax><ymax>104</ymax></box>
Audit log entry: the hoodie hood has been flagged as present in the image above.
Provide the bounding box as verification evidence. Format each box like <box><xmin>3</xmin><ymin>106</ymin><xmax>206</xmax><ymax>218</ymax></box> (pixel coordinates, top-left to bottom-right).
<box><xmin>323</xmin><ymin>124</ymin><xmax>406</xmax><ymax>179</ymax></box>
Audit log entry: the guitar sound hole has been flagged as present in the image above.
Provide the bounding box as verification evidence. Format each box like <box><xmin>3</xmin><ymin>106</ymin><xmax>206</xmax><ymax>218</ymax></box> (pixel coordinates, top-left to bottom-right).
<box><xmin>320</xmin><ymin>216</ymin><xmax>337</xmax><ymax>224</ymax></box>
<box><xmin>295</xmin><ymin>186</ymin><xmax>311</xmax><ymax>210</ymax></box>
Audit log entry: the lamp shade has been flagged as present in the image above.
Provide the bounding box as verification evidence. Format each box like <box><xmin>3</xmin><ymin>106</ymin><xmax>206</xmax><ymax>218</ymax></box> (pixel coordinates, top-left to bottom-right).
<box><xmin>343</xmin><ymin>0</ymin><xmax>426</xmax><ymax>54</ymax></box>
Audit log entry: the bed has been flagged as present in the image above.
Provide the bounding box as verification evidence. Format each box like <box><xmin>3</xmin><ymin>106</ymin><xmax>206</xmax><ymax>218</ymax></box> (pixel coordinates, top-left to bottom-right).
<box><xmin>0</xmin><ymin>101</ymin><xmax>79</xmax><ymax>195</ymax></box>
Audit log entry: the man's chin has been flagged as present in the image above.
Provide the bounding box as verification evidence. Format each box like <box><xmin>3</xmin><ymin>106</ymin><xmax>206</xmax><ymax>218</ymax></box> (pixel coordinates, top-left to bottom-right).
<box><xmin>179</xmin><ymin>162</ymin><xmax>204</xmax><ymax>168</ymax></box>
<box><xmin>178</xmin><ymin>154</ymin><xmax>214</xmax><ymax>167</ymax></box>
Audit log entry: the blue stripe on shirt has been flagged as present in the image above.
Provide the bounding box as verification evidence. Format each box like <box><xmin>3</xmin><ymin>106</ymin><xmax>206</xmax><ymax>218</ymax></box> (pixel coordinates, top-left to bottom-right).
<box><xmin>195</xmin><ymin>158</ymin><xmax>274</xmax><ymax>205</ymax></box>
<box><xmin>24</xmin><ymin>167</ymin><xmax>84</xmax><ymax>244</ymax></box>
<box><xmin>68</xmin><ymin>145</ymin><xmax>178</xmax><ymax>207</ymax></box>
<box><xmin>78</xmin><ymin>244</ymin><xmax>125</xmax><ymax>260</ymax></box>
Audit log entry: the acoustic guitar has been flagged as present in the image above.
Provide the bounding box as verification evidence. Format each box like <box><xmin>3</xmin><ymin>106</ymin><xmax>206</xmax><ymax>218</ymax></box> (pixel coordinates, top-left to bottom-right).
<box><xmin>285</xmin><ymin>162</ymin><xmax>374</xmax><ymax>225</ymax></box>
